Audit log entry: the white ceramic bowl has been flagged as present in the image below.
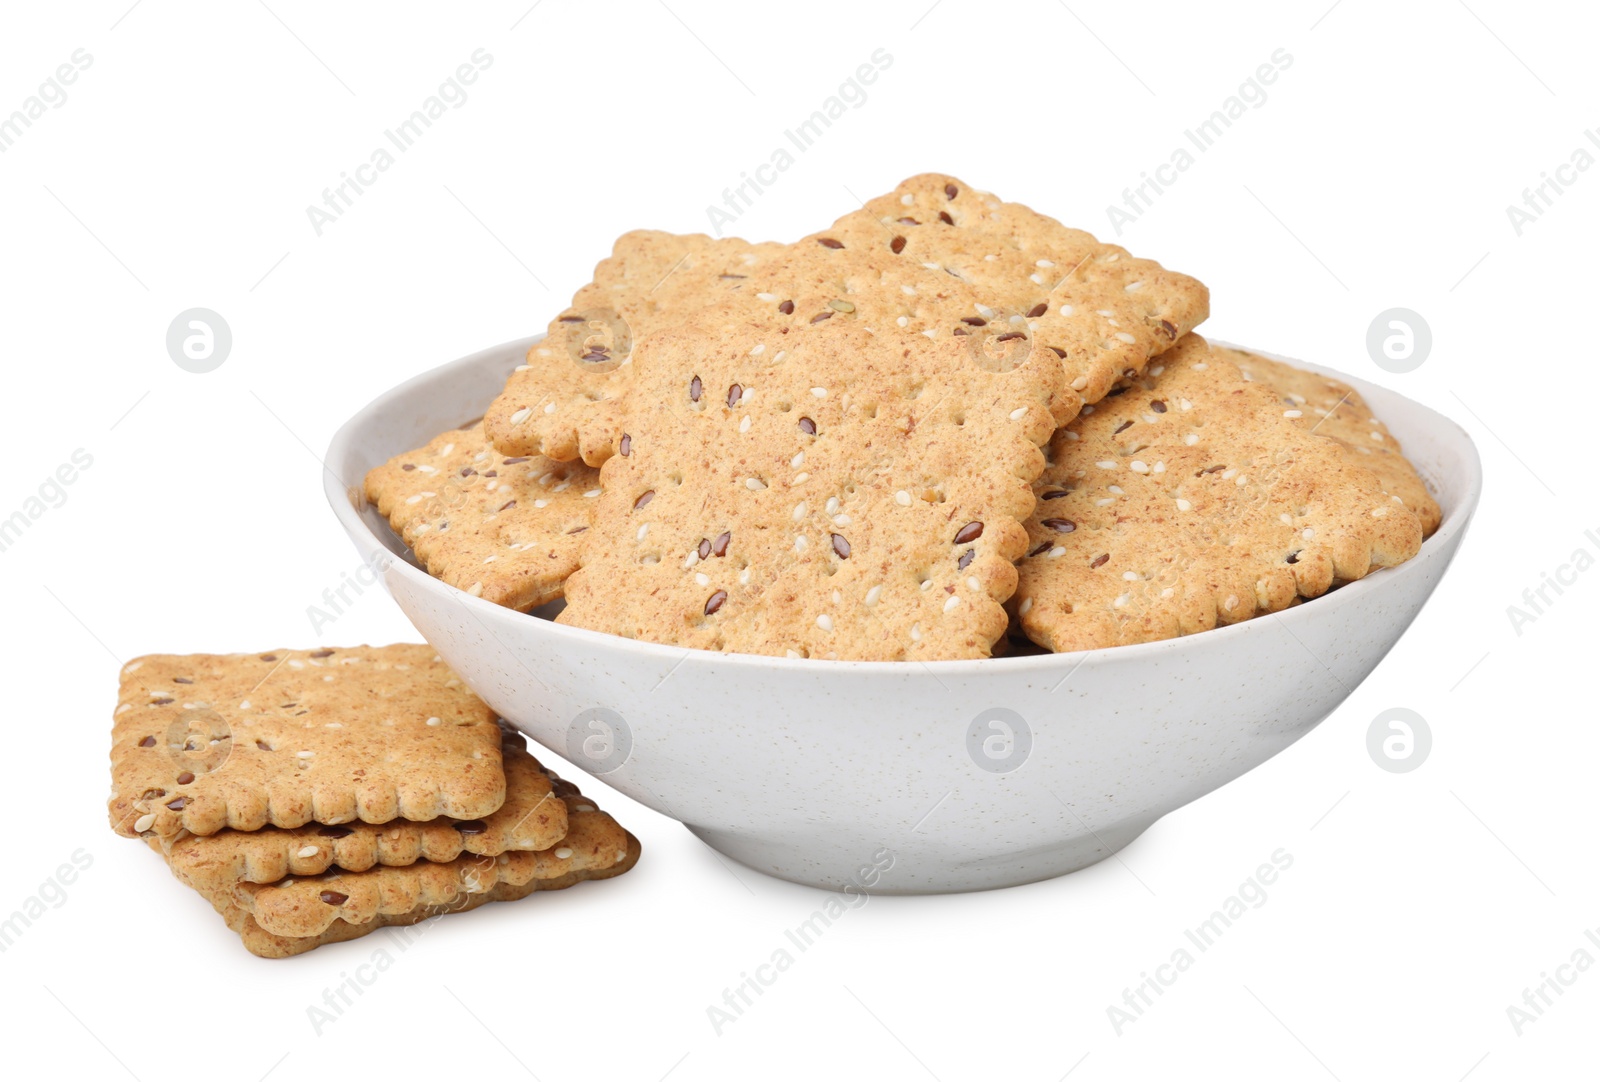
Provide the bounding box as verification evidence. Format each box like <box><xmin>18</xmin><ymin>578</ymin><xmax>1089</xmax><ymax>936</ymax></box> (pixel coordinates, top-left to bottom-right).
<box><xmin>324</xmin><ymin>336</ymin><xmax>1481</xmax><ymax>894</ymax></box>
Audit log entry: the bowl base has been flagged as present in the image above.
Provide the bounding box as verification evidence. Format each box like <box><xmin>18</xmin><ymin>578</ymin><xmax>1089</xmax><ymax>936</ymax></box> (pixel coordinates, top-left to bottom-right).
<box><xmin>686</xmin><ymin>816</ymin><xmax>1159</xmax><ymax>895</ymax></box>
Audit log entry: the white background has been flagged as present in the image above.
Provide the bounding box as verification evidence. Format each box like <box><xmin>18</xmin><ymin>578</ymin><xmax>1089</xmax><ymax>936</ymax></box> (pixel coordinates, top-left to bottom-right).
<box><xmin>2</xmin><ymin>1</ymin><xmax>1596</xmax><ymax>1078</ymax></box>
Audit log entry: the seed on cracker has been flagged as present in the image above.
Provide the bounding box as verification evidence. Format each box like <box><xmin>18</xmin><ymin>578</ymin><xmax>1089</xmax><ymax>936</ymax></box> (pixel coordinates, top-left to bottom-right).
<box><xmin>1013</xmin><ymin>336</ymin><xmax>1424</xmax><ymax>652</ymax></box>
<box><xmin>109</xmin><ymin>645</ymin><xmax>506</xmax><ymax>839</ymax></box>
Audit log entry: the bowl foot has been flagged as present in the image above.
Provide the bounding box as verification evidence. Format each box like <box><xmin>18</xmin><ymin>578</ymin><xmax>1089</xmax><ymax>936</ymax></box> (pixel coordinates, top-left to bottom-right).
<box><xmin>685</xmin><ymin>817</ymin><xmax>1158</xmax><ymax>895</ymax></box>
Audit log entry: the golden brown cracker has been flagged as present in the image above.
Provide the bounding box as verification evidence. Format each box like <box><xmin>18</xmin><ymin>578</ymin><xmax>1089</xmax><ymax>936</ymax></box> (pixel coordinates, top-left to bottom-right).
<box><xmin>110</xmin><ymin>645</ymin><xmax>505</xmax><ymax>839</ymax></box>
<box><xmin>364</xmin><ymin>422</ymin><xmax>601</xmax><ymax>609</ymax></box>
<box><xmin>1014</xmin><ymin>336</ymin><xmax>1424</xmax><ymax>652</ymax></box>
<box><xmin>226</xmin><ymin>793</ymin><xmax>633</xmax><ymax>938</ymax></box>
<box><xmin>1221</xmin><ymin>346</ymin><xmax>1441</xmax><ymax>535</ymax></box>
<box><xmin>557</xmin><ymin>312</ymin><xmax>1063</xmax><ymax>660</ymax></box>
<box><xmin>158</xmin><ymin>739</ymin><xmax>565</xmax><ymax>895</ymax></box>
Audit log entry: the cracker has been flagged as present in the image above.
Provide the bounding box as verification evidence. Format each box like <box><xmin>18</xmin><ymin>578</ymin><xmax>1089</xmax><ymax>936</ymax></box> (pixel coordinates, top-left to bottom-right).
<box><xmin>483</xmin><ymin>175</ymin><xmax>1207</xmax><ymax>466</ymax></box>
<box><xmin>1013</xmin><ymin>336</ymin><xmax>1424</xmax><ymax>652</ymax></box>
<box><xmin>556</xmin><ymin>312</ymin><xmax>1063</xmax><ymax>660</ymax></box>
<box><xmin>790</xmin><ymin>173</ymin><xmax>1210</xmax><ymax>413</ymax></box>
<box><xmin>484</xmin><ymin>231</ymin><xmax>789</xmax><ymax>465</ymax></box>
<box><xmin>185</xmin><ymin>833</ymin><xmax>642</xmax><ymax>959</ymax></box>
<box><xmin>220</xmin><ymin>792</ymin><xmax>633</xmax><ymax>938</ymax></box>
<box><xmin>1220</xmin><ymin>347</ymin><xmax>1442</xmax><ymax>535</ymax></box>
<box><xmin>157</xmin><ymin>738</ymin><xmax>566</xmax><ymax>896</ymax></box>
<box><xmin>364</xmin><ymin>421</ymin><xmax>601</xmax><ymax>609</ymax></box>
<box><xmin>109</xmin><ymin>645</ymin><xmax>505</xmax><ymax>839</ymax></box>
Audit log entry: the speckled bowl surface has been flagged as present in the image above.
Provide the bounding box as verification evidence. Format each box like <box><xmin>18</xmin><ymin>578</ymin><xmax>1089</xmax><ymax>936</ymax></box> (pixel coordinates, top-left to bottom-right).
<box><xmin>325</xmin><ymin>336</ymin><xmax>1481</xmax><ymax>893</ymax></box>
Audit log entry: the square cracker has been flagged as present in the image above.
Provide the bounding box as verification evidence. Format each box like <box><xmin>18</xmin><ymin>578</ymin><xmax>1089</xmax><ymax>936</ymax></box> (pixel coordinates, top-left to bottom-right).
<box><xmin>156</xmin><ymin>736</ymin><xmax>566</xmax><ymax>896</ymax></box>
<box><xmin>109</xmin><ymin>645</ymin><xmax>505</xmax><ymax>839</ymax></box>
<box><xmin>189</xmin><ymin>791</ymin><xmax>635</xmax><ymax>939</ymax></box>
<box><xmin>1219</xmin><ymin>346</ymin><xmax>1442</xmax><ymax>535</ymax></box>
<box><xmin>364</xmin><ymin>421</ymin><xmax>601</xmax><ymax>609</ymax></box>
<box><xmin>1013</xmin><ymin>336</ymin><xmax>1424</xmax><ymax>652</ymax></box>
<box><xmin>557</xmin><ymin>312</ymin><xmax>1064</xmax><ymax>660</ymax></box>
<box><xmin>484</xmin><ymin>231</ymin><xmax>790</xmax><ymax>465</ymax></box>
<box><xmin>182</xmin><ymin>832</ymin><xmax>642</xmax><ymax>959</ymax></box>
<box><xmin>483</xmin><ymin>175</ymin><xmax>1208</xmax><ymax>468</ymax></box>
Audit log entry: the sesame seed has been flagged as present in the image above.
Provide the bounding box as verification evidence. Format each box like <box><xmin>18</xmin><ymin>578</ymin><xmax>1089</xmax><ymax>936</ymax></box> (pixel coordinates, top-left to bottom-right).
<box><xmin>1236</xmin><ymin>475</ymin><xmax>1248</xmax><ymax>486</ymax></box>
<box><xmin>897</xmin><ymin>316</ymin><xmax>909</xmax><ymax>327</ymax></box>
<box><xmin>1224</xmin><ymin>595</ymin><xmax>1239</xmax><ymax>610</ymax></box>
<box><xmin>793</xmin><ymin>472</ymin><xmax>810</xmax><ymax>484</ymax></box>
<box><xmin>510</xmin><ymin>407</ymin><xmax>532</xmax><ymax>424</ymax></box>
<box><xmin>685</xmin><ymin>551</ymin><xmax>700</xmax><ymax>568</ymax></box>
<box><xmin>811</xmin><ymin>387</ymin><xmax>828</xmax><ymax>398</ymax></box>
<box><xmin>1096</xmin><ymin>497</ymin><xmax>1114</xmax><ymax>506</ymax></box>
<box><xmin>1037</xmin><ymin>259</ymin><xmax>1055</xmax><ymax>268</ymax></box>
<box><xmin>739</xmin><ymin>416</ymin><xmax>751</xmax><ymax>433</ymax></box>
<box><xmin>1192</xmin><ymin>362</ymin><xmax>1208</xmax><ymax>371</ymax></box>
<box><xmin>901</xmin><ymin>193</ymin><xmax>914</xmax><ymax>205</ymax></box>
<box><xmin>637</xmin><ymin>524</ymin><xmax>650</xmax><ymax>541</ymax></box>
<box><xmin>467</xmin><ymin>582</ymin><xmax>483</xmax><ymax>597</ymax></box>
<box><xmin>544</xmin><ymin>403</ymin><xmax>556</xmax><ymax>414</ymax></box>
<box><xmin>864</xmin><ymin>585</ymin><xmax>882</xmax><ymax>606</ymax></box>
<box><xmin>297</xmin><ymin>749</ymin><xmax>315</xmax><ymax>758</ymax></box>
<box><xmin>911</xmin><ymin>623</ymin><xmax>922</xmax><ymax>642</ymax></box>
<box><xmin>966</xmin><ymin>576</ymin><xmax>981</xmax><ymax>591</ymax></box>
<box><xmin>1096</xmin><ymin>460</ymin><xmax>1118</xmax><ymax>469</ymax></box>
<box><xmin>1113</xmin><ymin>593</ymin><xmax>1130</xmax><ymax>608</ymax></box>
<box><xmin>793</xmin><ymin>502</ymin><xmax>808</xmax><ymax>521</ymax></box>
<box><xmin>1071</xmin><ymin>376</ymin><xmax>1089</xmax><ymax>390</ymax></box>
<box><xmin>584</xmin><ymin>488</ymin><xmax>601</xmax><ymax>497</ymax></box>
<box><xmin>1125</xmin><ymin>281</ymin><xmax>1144</xmax><ymax>292</ymax></box>
<box><xmin>833</xmin><ymin>514</ymin><xmax>851</xmax><ymax>527</ymax></box>
<box><xmin>1129</xmin><ymin>460</ymin><xmax>1150</xmax><ymax>474</ymax></box>
<box><xmin>1019</xmin><ymin>597</ymin><xmax>1033</xmax><ymax>615</ymax></box>
<box><xmin>1009</xmin><ymin>407</ymin><xmax>1028</xmax><ymax>421</ymax></box>
<box><xmin>1176</xmin><ymin>499</ymin><xmax>1192</xmax><ymax>511</ymax></box>
<box><xmin>1108</xmin><ymin>485</ymin><xmax>1124</xmax><ymax>495</ymax></box>
<box><xmin>695</xmin><ymin>573</ymin><xmax>710</xmax><ymax>586</ymax></box>
<box><xmin>895</xmin><ymin>490</ymin><xmax>911</xmax><ymax>506</ymax></box>
<box><xmin>1284</xmin><ymin>410</ymin><xmax>1303</xmax><ymax>418</ymax></box>
<box><xmin>1029</xmin><ymin>273</ymin><xmax>1045</xmax><ymax>284</ymax></box>
<box><xmin>425</xmin><ymin>717</ymin><xmax>440</xmax><ymax>727</ymax></box>
<box><xmin>555</xmin><ymin>847</ymin><xmax>574</xmax><ymax>859</ymax></box>
<box><xmin>1115</xmin><ymin>332</ymin><xmax>1137</xmax><ymax>344</ymax></box>
<box><xmin>1048</xmin><ymin>546</ymin><xmax>1066</xmax><ymax>557</ymax></box>
<box><xmin>791</xmin><ymin>452</ymin><xmax>805</xmax><ymax>468</ymax></box>
<box><xmin>1303</xmin><ymin>528</ymin><xmax>1315</xmax><ymax>540</ymax></box>
<box><xmin>757</xmin><ymin>292</ymin><xmax>776</xmax><ymax>301</ymax></box>
<box><xmin>750</xmin><ymin>343</ymin><xmax>765</xmax><ymax>355</ymax></box>
<box><xmin>1060</xmin><ymin>305</ymin><xmax>1075</xmax><ymax>317</ymax></box>
<box><xmin>297</xmin><ymin>845</ymin><xmax>319</xmax><ymax>858</ymax></box>
<box><xmin>902</xmin><ymin>284</ymin><xmax>916</xmax><ymax>295</ymax></box>
<box><xmin>795</xmin><ymin>536</ymin><xmax>807</xmax><ymax>551</ymax></box>
<box><xmin>943</xmin><ymin>595</ymin><xmax>960</xmax><ymax>613</ymax></box>
<box><xmin>1184</xmin><ymin>433</ymin><xmax>1199</xmax><ymax>446</ymax></box>
<box><xmin>134</xmin><ymin>813</ymin><xmax>156</xmax><ymax>832</ymax></box>
<box><xmin>745</xmin><ymin>478</ymin><xmax>766</xmax><ymax>490</ymax></box>
<box><xmin>816</xmin><ymin>614</ymin><xmax>834</xmax><ymax>631</ymax></box>
<box><xmin>534</xmin><ymin>499</ymin><xmax>550</xmax><ymax>508</ymax></box>
<box><xmin>739</xmin><ymin>568</ymin><xmax>751</xmax><ymax>585</ymax></box>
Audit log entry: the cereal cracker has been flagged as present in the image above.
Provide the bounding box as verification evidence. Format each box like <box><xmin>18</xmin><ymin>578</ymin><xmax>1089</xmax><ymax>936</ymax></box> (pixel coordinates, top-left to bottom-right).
<box><xmin>557</xmin><ymin>312</ymin><xmax>1063</xmax><ymax>660</ymax></box>
<box><xmin>364</xmin><ymin>422</ymin><xmax>601</xmax><ymax>609</ymax></box>
<box><xmin>109</xmin><ymin>645</ymin><xmax>504</xmax><ymax>838</ymax></box>
<box><xmin>1014</xmin><ymin>336</ymin><xmax>1424</xmax><ymax>652</ymax></box>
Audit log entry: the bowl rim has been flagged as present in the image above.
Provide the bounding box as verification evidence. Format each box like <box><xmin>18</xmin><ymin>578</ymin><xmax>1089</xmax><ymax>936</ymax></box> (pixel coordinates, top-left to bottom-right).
<box><xmin>325</xmin><ymin>335</ymin><xmax>1482</xmax><ymax>676</ymax></box>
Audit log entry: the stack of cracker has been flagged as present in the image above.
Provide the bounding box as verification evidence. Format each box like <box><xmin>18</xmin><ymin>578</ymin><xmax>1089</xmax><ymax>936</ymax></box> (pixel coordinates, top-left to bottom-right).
<box><xmin>366</xmin><ymin>173</ymin><xmax>1440</xmax><ymax>659</ymax></box>
<box><xmin>108</xmin><ymin>644</ymin><xmax>638</xmax><ymax>957</ymax></box>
